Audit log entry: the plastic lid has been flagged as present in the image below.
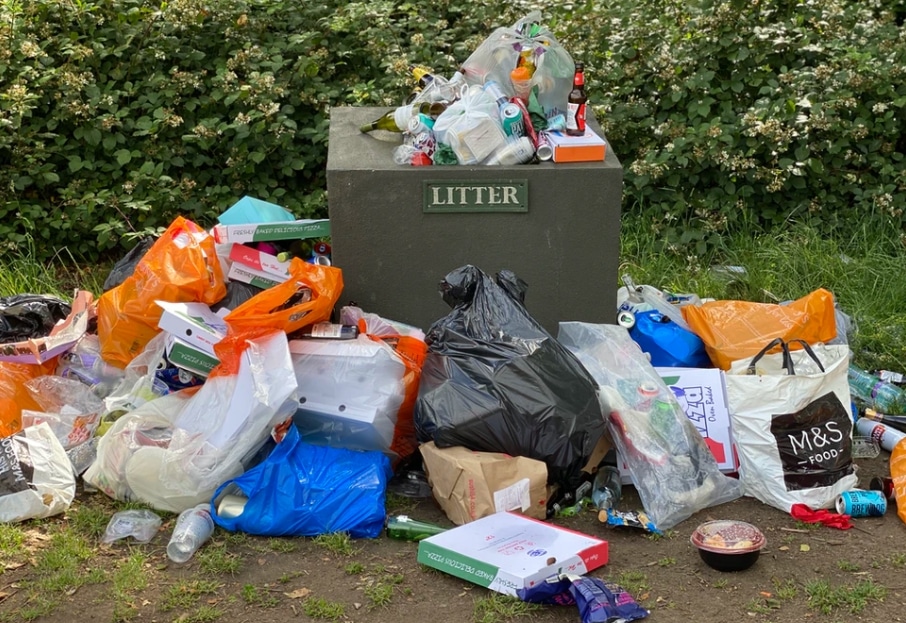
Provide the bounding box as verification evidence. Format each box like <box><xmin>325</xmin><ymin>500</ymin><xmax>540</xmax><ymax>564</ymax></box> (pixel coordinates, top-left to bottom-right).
<box><xmin>691</xmin><ymin>520</ymin><xmax>766</xmax><ymax>554</ymax></box>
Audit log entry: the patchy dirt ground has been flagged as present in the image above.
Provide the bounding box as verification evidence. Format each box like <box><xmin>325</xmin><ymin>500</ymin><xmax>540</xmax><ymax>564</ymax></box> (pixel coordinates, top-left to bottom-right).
<box><xmin>2</xmin><ymin>453</ymin><xmax>905</xmax><ymax>623</ymax></box>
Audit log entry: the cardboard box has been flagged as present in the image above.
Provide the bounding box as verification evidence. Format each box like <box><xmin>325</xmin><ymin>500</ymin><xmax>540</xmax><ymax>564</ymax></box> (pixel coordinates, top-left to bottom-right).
<box><xmin>227</xmin><ymin>263</ymin><xmax>284</xmax><ymax>289</ymax></box>
<box><xmin>417</xmin><ymin>512</ymin><xmax>608</xmax><ymax>596</ymax></box>
<box><xmin>211</xmin><ymin>219</ymin><xmax>330</xmax><ymax>244</ymax></box>
<box><xmin>545</xmin><ymin>128</ymin><xmax>607</xmax><ymax>163</ymax></box>
<box><xmin>228</xmin><ymin>243</ymin><xmax>292</xmax><ymax>279</ymax></box>
<box><xmin>156</xmin><ymin>301</ymin><xmax>227</xmax><ymax>356</ymax></box>
<box><xmin>420</xmin><ymin>442</ymin><xmax>548</xmax><ymax>525</ymax></box>
<box><xmin>166</xmin><ymin>336</ymin><xmax>220</xmax><ymax>377</ymax></box>
<box><xmin>618</xmin><ymin>367</ymin><xmax>737</xmax><ymax>484</ymax></box>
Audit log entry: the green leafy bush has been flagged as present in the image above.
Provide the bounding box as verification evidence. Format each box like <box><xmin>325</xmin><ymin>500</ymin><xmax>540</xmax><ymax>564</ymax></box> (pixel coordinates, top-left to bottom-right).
<box><xmin>0</xmin><ymin>0</ymin><xmax>521</xmax><ymax>261</ymax></box>
<box><xmin>3</xmin><ymin>0</ymin><xmax>904</xmax><ymax>262</ymax></box>
<box><xmin>556</xmin><ymin>0</ymin><xmax>906</xmax><ymax>254</ymax></box>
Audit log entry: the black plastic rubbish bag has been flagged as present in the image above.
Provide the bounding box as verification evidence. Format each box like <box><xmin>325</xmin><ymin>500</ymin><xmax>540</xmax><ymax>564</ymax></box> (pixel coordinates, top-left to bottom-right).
<box><xmin>102</xmin><ymin>237</ymin><xmax>155</xmax><ymax>291</ymax></box>
<box><xmin>0</xmin><ymin>294</ymin><xmax>72</xmax><ymax>344</ymax></box>
<box><xmin>414</xmin><ymin>266</ymin><xmax>607</xmax><ymax>491</ymax></box>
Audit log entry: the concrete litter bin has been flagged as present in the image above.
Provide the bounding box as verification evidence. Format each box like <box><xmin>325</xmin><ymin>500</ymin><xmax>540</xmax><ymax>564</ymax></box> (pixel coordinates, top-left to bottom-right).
<box><xmin>326</xmin><ymin>106</ymin><xmax>623</xmax><ymax>335</ymax></box>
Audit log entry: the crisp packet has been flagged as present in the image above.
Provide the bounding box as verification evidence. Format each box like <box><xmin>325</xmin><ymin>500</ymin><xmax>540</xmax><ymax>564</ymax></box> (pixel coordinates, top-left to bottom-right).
<box><xmin>606</xmin><ymin>508</ymin><xmax>661</xmax><ymax>535</ymax></box>
<box><xmin>569</xmin><ymin>576</ymin><xmax>650</xmax><ymax>623</ymax></box>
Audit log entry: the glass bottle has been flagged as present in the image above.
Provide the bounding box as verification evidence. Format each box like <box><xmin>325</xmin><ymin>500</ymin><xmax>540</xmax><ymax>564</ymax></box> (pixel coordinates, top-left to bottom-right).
<box><xmin>297</xmin><ymin>322</ymin><xmax>360</xmax><ymax>340</ymax></box>
<box><xmin>359</xmin><ymin>102</ymin><xmax>447</xmax><ymax>133</ymax></box>
<box><xmin>566</xmin><ymin>62</ymin><xmax>588</xmax><ymax>136</ymax></box>
<box><xmin>592</xmin><ymin>465</ymin><xmax>622</xmax><ymax>515</ymax></box>
<box><xmin>385</xmin><ymin>515</ymin><xmax>447</xmax><ymax>541</ymax></box>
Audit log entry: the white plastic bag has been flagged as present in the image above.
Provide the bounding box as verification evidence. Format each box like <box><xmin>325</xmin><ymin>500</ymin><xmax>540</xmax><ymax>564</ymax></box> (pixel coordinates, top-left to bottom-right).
<box><xmin>557</xmin><ymin>322</ymin><xmax>743</xmax><ymax>530</ymax></box>
<box><xmin>85</xmin><ymin>330</ymin><xmax>298</xmax><ymax>512</ymax></box>
<box><xmin>725</xmin><ymin>339</ymin><xmax>856</xmax><ymax>512</ymax></box>
<box><xmin>460</xmin><ymin>11</ymin><xmax>575</xmax><ymax>118</ymax></box>
<box><xmin>432</xmin><ymin>84</ymin><xmax>507</xmax><ymax>164</ymax></box>
<box><xmin>0</xmin><ymin>422</ymin><xmax>76</xmax><ymax>523</ymax></box>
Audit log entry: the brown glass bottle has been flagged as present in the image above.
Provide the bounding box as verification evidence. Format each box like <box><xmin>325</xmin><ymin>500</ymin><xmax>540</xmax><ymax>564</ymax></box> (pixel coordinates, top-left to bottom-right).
<box><xmin>566</xmin><ymin>62</ymin><xmax>587</xmax><ymax>136</ymax></box>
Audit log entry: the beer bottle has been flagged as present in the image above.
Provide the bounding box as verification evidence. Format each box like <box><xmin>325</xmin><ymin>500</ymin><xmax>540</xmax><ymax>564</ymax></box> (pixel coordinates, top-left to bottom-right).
<box><xmin>359</xmin><ymin>102</ymin><xmax>447</xmax><ymax>133</ymax></box>
<box><xmin>385</xmin><ymin>515</ymin><xmax>447</xmax><ymax>541</ymax></box>
<box><xmin>566</xmin><ymin>62</ymin><xmax>587</xmax><ymax>136</ymax></box>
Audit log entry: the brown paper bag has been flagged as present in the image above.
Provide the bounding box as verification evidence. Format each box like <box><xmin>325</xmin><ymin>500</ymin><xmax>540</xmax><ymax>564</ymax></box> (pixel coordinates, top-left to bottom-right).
<box><xmin>420</xmin><ymin>442</ymin><xmax>548</xmax><ymax>525</ymax></box>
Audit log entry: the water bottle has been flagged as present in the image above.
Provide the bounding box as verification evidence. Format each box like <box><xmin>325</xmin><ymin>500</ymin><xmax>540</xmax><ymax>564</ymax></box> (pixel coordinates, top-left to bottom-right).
<box><xmin>167</xmin><ymin>504</ymin><xmax>215</xmax><ymax>564</ymax></box>
<box><xmin>848</xmin><ymin>364</ymin><xmax>906</xmax><ymax>413</ymax></box>
<box><xmin>592</xmin><ymin>463</ymin><xmax>622</xmax><ymax>523</ymax></box>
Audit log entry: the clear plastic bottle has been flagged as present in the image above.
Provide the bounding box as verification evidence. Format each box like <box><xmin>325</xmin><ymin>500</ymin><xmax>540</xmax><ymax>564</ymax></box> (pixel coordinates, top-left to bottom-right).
<box><xmin>167</xmin><ymin>504</ymin><xmax>215</xmax><ymax>564</ymax></box>
<box><xmin>592</xmin><ymin>463</ymin><xmax>622</xmax><ymax>522</ymax></box>
<box><xmin>849</xmin><ymin>364</ymin><xmax>906</xmax><ymax>413</ymax></box>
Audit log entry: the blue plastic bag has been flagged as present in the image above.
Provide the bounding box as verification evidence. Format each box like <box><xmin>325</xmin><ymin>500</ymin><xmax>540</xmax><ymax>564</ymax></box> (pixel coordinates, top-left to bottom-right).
<box><xmin>210</xmin><ymin>426</ymin><xmax>391</xmax><ymax>538</ymax></box>
<box><xmin>629</xmin><ymin>310</ymin><xmax>711</xmax><ymax>368</ymax></box>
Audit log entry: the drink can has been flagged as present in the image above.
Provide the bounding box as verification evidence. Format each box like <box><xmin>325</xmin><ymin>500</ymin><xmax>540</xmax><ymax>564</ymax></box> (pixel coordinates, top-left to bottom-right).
<box><xmin>535</xmin><ymin>131</ymin><xmax>553</xmax><ymax>161</ymax></box>
<box><xmin>855</xmin><ymin>417</ymin><xmax>906</xmax><ymax>452</ymax></box>
<box><xmin>482</xmin><ymin>80</ymin><xmax>508</xmax><ymax>107</ymax></box>
<box><xmin>410</xmin><ymin>131</ymin><xmax>436</xmax><ymax>157</ymax></box>
<box><xmin>499</xmin><ymin>103</ymin><xmax>525</xmax><ymax>138</ymax></box>
<box><xmin>217</xmin><ymin>494</ymin><xmax>248</xmax><ymax>519</ymax></box>
<box><xmin>869</xmin><ymin>476</ymin><xmax>896</xmax><ymax>502</ymax></box>
<box><xmin>836</xmin><ymin>489</ymin><xmax>887</xmax><ymax>517</ymax></box>
<box><xmin>407</xmin><ymin>113</ymin><xmax>434</xmax><ymax>135</ymax></box>
<box><xmin>546</xmin><ymin>114</ymin><xmax>567</xmax><ymax>132</ymax></box>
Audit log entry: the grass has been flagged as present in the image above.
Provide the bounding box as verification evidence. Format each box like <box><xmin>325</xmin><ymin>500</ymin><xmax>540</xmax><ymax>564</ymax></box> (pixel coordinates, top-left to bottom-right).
<box><xmin>312</xmin><ymin>532</ymin><xmax>356</xmax><ymax>557</ymax></box>
<box><xmin>161</xmin><ymin>579</ymin><xmax>223</xmax><ymax>611</ymax></box>
<box><xmin>241</xmin><ymin>583</ymin><xmax>280</xmax><ymax>607</ymax></box>
<box><xmin>472</xmin><ymin>593</ymin><xmax>540</xmax><ymax>623</ymax></box>
<box><xmin>890</xmin><ymin>553</ymin><xmax>906</xmax><ymax>568</ymax></box>
<box><xmin>196</xmin><ymin>542</ymin><xmax>241</xmax><ymax>576</ymax></box>
<box><xmin>303</xmin><ymin>596</ymin><xmax>346</xmax><ymax>620</ymax></box>
<box><xmin>804</xmin><ymin>578</ymin><xmax>887</xmax><ymax>615</ymax></box>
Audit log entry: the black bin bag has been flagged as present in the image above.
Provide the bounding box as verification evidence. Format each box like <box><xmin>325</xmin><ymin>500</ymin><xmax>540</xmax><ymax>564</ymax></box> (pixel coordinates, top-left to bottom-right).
<box><xmin>414</xmin><ymin>266</ymin><xmax>608</xmax><ymax>491</ymax></box>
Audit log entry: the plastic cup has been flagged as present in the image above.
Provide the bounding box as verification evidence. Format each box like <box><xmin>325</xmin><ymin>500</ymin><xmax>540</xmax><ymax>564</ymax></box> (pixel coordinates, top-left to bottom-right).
<box><xmin>167</xmin><ymin>505</ymin><xmax>215</xmax><ymax>564</ymax></box>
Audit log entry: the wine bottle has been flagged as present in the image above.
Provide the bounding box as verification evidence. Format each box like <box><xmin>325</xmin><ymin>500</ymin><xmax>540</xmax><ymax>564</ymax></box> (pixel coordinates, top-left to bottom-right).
<box><xmin>385</xmin><ymin>515</ymin><xmax>447</xmax><ymax>541</ymax></box>
<box><xmin>359</xmin><ymin>102</ymin><xmax>447</xmax><ymax>133</ymax></box>
<box><xmin>297</xmin><ymin>322</ymin><xmax>359</xmax><ymax>340</ymax></box>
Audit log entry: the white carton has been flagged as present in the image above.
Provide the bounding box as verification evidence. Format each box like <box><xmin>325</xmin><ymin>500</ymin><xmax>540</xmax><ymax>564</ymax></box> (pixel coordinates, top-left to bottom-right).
<box><xmin>417</xmin><ymin>512</ymin><xmax>608</xmax><ymax>596</ymax></box>
<box><xmin>156</xmin><ymin>301</ymin><xmax>227</xmax><ymax>356</ymax></box>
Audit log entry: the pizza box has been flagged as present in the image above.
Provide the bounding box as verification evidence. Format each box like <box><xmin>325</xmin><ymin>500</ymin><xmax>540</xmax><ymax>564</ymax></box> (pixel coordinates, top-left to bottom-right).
<box><xmin>417</xmin><ymin>512</ymin><xmax>608</xmax><ymax>596</ymax></box>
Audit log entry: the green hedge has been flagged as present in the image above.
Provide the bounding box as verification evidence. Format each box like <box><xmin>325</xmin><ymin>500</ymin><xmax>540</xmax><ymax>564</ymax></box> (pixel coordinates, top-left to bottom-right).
<box><xmin>2</xmin><ymin>0</ymin><xmax>904</xmax><ymax>262</ymax></box>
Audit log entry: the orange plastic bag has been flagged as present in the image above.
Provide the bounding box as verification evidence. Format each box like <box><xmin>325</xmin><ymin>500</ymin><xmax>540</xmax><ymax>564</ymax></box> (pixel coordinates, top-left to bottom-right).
<box><xmin>891</xmin><ymin>438</ymin><xmax>906</xmax><ymax>526</ymax></box>
<box><xmin>224</xmin><ymin>258</ymin><xmax>343</xmax><ymax>339</ymax></box>
<box><xmin>98</xmin><ymin>217</ymin><xmax>226</xmax><ymax>368</ymax></box>
<box><xmin>681</xmin><ymin>288</ymin><xmax>838</xmax><ymax>370</ymax></box>
<box><xmin>0</xmin><ymin>358</ymin><xmax>60</xmax><ymax>438</ymax></box>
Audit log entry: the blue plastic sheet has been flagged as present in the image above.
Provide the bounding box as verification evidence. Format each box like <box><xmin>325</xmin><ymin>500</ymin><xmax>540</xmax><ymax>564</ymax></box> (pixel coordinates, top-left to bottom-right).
<box><xmin>211</xmin><ymin>426</ymin><xmax>391</xmax><ymax>538</ymax></box>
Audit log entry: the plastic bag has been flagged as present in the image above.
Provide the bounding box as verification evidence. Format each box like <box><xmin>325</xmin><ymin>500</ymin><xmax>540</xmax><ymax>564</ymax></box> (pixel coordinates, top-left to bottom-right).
<box><xmin>0</xmin><ymin>358</ymin><xmax>60</xmax><ymax>437</ymax></box>
<box><xmin>100</xmin><ymin>331</ymin><xmax>171</xmax><ymax>425</ymax></box>
<box><xmin>414</xmin><ymin>266</ymin><xmax>607</xmax><ymax>492</ymax></box>
<box><xmin>460</xmin><ymin>11</ymin><xmax>575</xmax><ymax>118</ymax></box>
<box><xmin>103</xmin><ymin>237</ymin><xmax>155</xmax><ymax>291</ymax></box>
<box><xmin>97</xmin><ymin>216</ymin><xmax>227</xmax><ymax>368</ymax></box>
<box><xmin>85</xmin><ymin>331</ymin><xmax>298</xmax><ymax>512</ymax></box>
<box><xmin>101</xmin><ymin>509</ymin><xmax>162</xmax><ymax>544</ymax></box>
<box><xmin>682</xmin><ymin>288</ymin><xmax>838</xmax><ymax>370</ymax></box>
<box><xmin>211</xmin><ymin>425</ymin><xmax>391</xmax><ymax>538</ymax></box>
<box><xmin>557</xmin><ymin>322</ymin><xmax>743</xmax><ymax>530</ymax></box>
<box><xmin>223</xmin><ymin>257</ymin><xmax>343</xmax><ymax>340</ymax></box>
<box><xmin>431</xmin><ymin>85</ymin><xmax>507</xmax><ymax>165</ymax></box>
<box><xmin>0</xmin><ymin>294</ymin><xmax>71</xmax><ymax>343</ymax></box>
<box><xmin>22</xmin><ymin>375</ymin><xmax>105</xmax><ymax>449</ymax></box>
<box><xmin>0</xmin><ymin>422</ymin><xmax>76</xmax><ymax>523</ymax></box>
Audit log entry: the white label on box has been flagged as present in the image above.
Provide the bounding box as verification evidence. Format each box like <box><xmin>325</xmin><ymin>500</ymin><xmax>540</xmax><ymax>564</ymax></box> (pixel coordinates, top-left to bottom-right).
<box><xmin>493</xmin><ymin>478</ymin><xmax>531</xmax><ymax>513</ymax></box>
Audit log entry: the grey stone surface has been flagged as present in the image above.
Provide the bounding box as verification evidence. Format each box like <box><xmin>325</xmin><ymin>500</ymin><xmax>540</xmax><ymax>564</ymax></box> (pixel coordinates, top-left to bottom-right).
<box><xmin>326</xmin><ymin>106</ymin><xmax>623</xmax><ymax>335</ymax></box>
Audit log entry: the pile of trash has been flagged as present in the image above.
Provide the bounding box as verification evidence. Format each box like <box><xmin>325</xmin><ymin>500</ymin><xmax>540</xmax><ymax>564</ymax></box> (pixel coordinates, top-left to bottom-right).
<box><xmin>3</xmin><ymin>192</ymin><xmax>906</xmax><ymax>619</ymax></box>
<box><xmin>361</xmin><ymin>11</ymin><xmax>607</xmax><ymax>167</ymax></box>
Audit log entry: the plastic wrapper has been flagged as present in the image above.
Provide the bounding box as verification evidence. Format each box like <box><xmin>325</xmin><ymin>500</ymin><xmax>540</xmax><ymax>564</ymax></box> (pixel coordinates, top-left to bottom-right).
<box><xmin>97</xmin><ymin>216</ymin><xmax>227</xmax><ymax>368</ymax></box>
<box><xmin>518</xmin><ymin>574</ymin><xmax>649</xmax><ymax>623</ymax></box>
<box><xmin>557</xmin><ymin>322</ymin><xmax>743</xmax><ymax>530</ymax></box>
<box><xmin>210</xmin><ymin>425</ymin><xmax>391</xmax><ymax>538</ymax></box>
<box><xmin>85</xmin><ymin>331</ymin><xmax>298</xmax><ymax>512</ymax></box>
<box><xmin>0</xmin><ymin>422</ymin><xmax>76</xmax><ymax>523</ymax></box>
<box><xmin>22</xmin><ymin>375</ymin><xmax>105</xmax><ymax>449</ymax></box>
<box><xmin>101</xmin><ymin>331</ymin><xmax>172</xmax><ymax>424</ymax></box>
<box><xmin>460</xmin><ymin>11</ymin><xmax>575</xmax><ymax>118</ymax></box>
<box><xmin>414</xmin><ymin>266</ymin><xmax>607</xmax><ymax>492</ymax></box>
<box><xmin>101</xmin><ymin>509</ymin><xmax>162</xmax><ymax>544</ymax></box>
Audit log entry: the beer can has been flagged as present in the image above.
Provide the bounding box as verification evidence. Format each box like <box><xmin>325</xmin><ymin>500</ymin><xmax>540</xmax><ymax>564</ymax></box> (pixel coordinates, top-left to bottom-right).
<box><xmin>500</xmin><ymin>103</ymin><xmax>525</xmax><ymax>138</ymax></box>
<box><xmin>217</xmin><ymin>494</ymin><xmax>248</xmax><ymax>519</ymax></box>
<box><xmin>535</xmin><ymin>131</ymin><xmax>553</xmax><ymax>161</ymax></box>
<box><xmin>484</xmin><ymin>136</ymin><xmax>534</xmax><ymax>166</ymax></box>
<box><xmin>836</xmin><ymin>489</ymin><xmax>887</xmax><ymax>517</ymax></box>
<box><xmin>407</xmin><ymin>113</ymin><xmax>434</xmax><ymax>135</ymax></box>
<box><xmin>869</xmin><ymin>476</ymin><xmax>896</xmax><ymax>502</ymax></box>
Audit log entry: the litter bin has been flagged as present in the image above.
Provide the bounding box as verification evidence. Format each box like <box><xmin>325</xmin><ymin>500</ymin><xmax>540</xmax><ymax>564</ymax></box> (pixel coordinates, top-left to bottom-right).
<box><xmin>326</xmin><ymin>106</ymin><xmax>622</xmax><ymax>335</ymax></box>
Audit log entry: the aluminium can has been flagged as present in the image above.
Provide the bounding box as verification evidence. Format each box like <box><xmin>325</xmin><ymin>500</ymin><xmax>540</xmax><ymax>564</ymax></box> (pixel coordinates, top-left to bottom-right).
<box><xmin>836</xmin><ymin>489</ymin><xmax>887</xmax><ymax>517</ymax></box>
<box><xmin>500</xmin><ymin>103</ymin><xmax>526</xmax><ymax>138</ymax></box>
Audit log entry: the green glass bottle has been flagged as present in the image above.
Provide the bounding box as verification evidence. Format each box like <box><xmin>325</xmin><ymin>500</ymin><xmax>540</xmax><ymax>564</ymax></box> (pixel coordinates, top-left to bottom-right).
<box><xmin>385</xmin><ymin>515</ymin><xmax>447</xmax><ymax>541</ymax></box>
